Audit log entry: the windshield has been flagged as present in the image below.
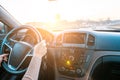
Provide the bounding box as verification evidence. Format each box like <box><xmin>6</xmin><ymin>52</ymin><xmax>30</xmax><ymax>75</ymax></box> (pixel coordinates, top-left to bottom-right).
<box><xmin>1</xmin><ymin>0</ymin><xmax>120</xmax><ymax>31</ymax></box>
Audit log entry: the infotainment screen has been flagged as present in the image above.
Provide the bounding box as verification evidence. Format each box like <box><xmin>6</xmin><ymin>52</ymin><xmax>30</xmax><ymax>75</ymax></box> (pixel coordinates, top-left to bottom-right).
<box><xmin>63</xmin><ymin>33</ymin><xmax>86</xmax><ymax>44</ymax></box>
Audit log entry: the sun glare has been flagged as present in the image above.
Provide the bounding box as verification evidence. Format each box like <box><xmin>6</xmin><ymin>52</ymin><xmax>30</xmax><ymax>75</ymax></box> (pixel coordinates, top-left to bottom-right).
<box><xmin>1</xmin><ymin>0</ymin><xmax>120</xmax><ymax>23</ymax></box>
<box><xmin>57</xmin><ymin>0</ymin><xmax>120</xmax><ymax>21</ymax></box>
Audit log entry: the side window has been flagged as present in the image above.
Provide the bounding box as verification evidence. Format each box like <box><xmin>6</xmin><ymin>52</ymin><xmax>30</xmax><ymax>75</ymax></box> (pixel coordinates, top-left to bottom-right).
<box><xmin>0</xmin><ymin>21</ymin><xmax>7</xmax><ymax>34</ymax></box>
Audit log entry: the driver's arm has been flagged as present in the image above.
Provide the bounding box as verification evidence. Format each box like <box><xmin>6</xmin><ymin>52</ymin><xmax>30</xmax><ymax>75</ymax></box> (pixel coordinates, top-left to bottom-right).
<box><xmin>22</xmin><ymin>40</ymin><xmax>47</xmax><ymax>80</ymax></box>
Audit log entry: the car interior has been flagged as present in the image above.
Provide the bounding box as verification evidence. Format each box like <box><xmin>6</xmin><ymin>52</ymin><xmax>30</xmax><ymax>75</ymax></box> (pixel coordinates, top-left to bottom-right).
<box><xmin>1</xmin><ymin>1</ymin><xmax>120</xmax><ymax>80</ymax></box>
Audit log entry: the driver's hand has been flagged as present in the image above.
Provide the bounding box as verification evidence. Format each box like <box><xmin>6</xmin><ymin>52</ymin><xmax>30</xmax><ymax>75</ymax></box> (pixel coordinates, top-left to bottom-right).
<box><xmin>33</xmin><ymin>40</ymin><xmax>47</xmax><ymax>59</ymax></box>
<box><xmin>0</xmin><ymin>54</ymin><xmax>8</xmax><ymax>67</ymax></box>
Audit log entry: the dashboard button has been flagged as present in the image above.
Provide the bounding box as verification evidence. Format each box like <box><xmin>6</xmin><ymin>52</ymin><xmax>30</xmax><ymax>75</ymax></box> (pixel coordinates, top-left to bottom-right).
<box><xmin>69</xmin><ymin>56</ymin><xmax>74</xmax><ymax>61</ymax></box>
<box><xmin>76</xmin><ymin>69</ymin><xmax>81</xmax><ymax>74</ymax></box>
<box><xmin>59</xmin><ymin>67</ymin><xmax>65</xmax><ymax>72</ymax></box>
<box><xmin>70</xmin><ymin>70</ymin><xmax>75</xmax><ymax>74</ymax></box>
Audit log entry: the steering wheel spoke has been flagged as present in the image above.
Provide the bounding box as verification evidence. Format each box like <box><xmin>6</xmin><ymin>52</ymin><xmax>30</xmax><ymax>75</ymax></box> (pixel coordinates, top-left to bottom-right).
<box><xmin>9</xmin><ymin>38</ymin><xmax>19</xmax><ymax>43</ymax></box>
<box><xmin>4</xmin><ymin>42</ymin><xmax>12</xmax><ymax>52</ymax></box>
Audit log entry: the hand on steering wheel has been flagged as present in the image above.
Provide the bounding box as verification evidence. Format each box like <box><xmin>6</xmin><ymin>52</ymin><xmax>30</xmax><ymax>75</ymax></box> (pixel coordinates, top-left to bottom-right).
<box><xmin>33</xmin><ymin>40</ymin><xmax>47</xmax><ymax>59</ymax></box>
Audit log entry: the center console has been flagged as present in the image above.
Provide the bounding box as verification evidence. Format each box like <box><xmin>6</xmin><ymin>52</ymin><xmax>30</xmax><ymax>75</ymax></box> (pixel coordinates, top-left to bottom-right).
<box><xmin>55</xmin><ymin>31</ymin><xmax>90</xmax><ymax>78</ymax></box>
<box><xmin>57</xmin><ymin>47</ymin><xmax>87</xmax><ymax>77</ymax></box>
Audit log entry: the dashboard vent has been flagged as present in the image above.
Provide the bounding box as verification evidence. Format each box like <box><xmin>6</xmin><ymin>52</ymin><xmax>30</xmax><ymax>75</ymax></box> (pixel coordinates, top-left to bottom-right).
<box><xmin>0</xmin><ymin>40</ymin><xmax>2</xmax><ymax>46</ymax></box>
<box><xmin>0</xmin><ymin>40</ymin><xmax>3</xmax><ymax>52</ymax></box>
<box><xmin>87</xmin><ymin>34</ymin><xmax>95</xmax><ymax>46</ymax></box>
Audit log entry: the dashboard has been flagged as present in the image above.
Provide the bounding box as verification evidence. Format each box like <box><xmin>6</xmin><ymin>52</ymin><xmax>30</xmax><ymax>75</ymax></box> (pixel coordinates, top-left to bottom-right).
<box><xmin>9</xmin><ymin>27</ymin><xmax>120</xmax><ymax>80</ymax></box>
<box><xmin>50</xmin><ymin>29</ymin><xmax>120</xmax><ymax>80</ymax></box>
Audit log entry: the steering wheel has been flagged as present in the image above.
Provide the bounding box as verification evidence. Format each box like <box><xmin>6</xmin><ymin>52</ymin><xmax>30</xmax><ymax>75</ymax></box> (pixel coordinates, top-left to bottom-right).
<box><xmin>0</xmin><ymin>25</ymin><xmax>42</xmax><ymax>74</ymax></box>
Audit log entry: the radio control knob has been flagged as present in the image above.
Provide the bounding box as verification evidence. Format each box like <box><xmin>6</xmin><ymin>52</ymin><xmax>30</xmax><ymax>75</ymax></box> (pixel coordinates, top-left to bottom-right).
<box><xmin>69</xmin><ymin>56</ymin><xmax>74</xmax><ymax>61</ymax></box>
<box><xmin>76</xmin><ymin>69</ymin><xmax>81</xmax><ymax>74</ymax></box>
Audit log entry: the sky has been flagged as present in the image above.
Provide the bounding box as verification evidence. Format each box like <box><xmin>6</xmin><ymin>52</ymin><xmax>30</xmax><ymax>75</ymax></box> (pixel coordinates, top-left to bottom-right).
<box><xmin>1</xmin><ymin>0</ymin><xmax>120</xmax><ymax>23</ymax></box>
